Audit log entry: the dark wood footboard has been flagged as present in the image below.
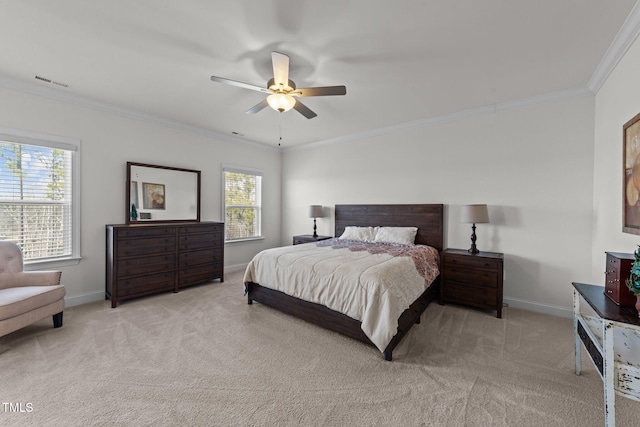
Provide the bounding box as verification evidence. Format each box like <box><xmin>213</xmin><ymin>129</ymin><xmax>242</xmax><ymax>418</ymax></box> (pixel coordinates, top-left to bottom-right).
<box><xmin>246</xmin><ymin>277</ymin><xmax>440</xmax><ymax>361</ymax></box>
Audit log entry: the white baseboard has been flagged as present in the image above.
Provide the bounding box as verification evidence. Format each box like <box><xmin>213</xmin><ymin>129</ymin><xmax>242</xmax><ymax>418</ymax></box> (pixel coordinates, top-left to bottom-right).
<box><xmin>503</xmin><ymin>296</ymin><xmax>572</xmax><ymax>319</ymax></box>
<box><xmin>64</xmin><ymin>291</ymin><xmax>105</xmax><ymax>307</ymax></box>
<box><xmin>225</xmin><ymin>263</ymin><xmax>248</xmax><ymax>273</ymax></box>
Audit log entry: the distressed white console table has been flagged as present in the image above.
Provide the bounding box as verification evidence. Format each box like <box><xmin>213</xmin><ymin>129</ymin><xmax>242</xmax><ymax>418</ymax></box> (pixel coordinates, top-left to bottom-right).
<box><xmin>572</xmin><ymin>282</ymin><xmax>640</xmax><ymax>426</ymax></box>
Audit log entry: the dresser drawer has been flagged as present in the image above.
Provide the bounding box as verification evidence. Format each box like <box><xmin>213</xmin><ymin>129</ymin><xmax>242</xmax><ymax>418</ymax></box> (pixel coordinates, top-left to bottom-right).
<box><xmin>178</xmin><ymin>232</ymin><xmax>222</xmax><ymax>250</ymax></box>
<box><xmin>178</xmin><ymin>223</ymin><xmax>222</xmax><ymax>235</ymax></box>
<box><xmin>116</xmin><ymin>226</ymin><xmax>174</xmax><ymax>238</ymax></box>
<box><xmin>117</xmin><ymin>254</ymin><xmax>175</xmax><ymax>277</ymax></box>
<box><xmin>444</xmin><ymin>254</ymin><xmax>499</xmax><ymax>272</ymax></box>
<box><xmin>178</xmin><ymin>263</ymin><xmax>221</xmax><ymax>287</ymax></box>
<box><xmin>116</xmin><ymin>272</ymin><xmax>175</xmax><ymax>297</ymax></box>
<box><xmin>116</xmin><ymin>236</ymin><xmax>176</xmax><ymax>257</ymax></box>
<box><xmin>178</xmin><ymin>248</ymin><xmax>222</xmax><ymax>268</ymax></box>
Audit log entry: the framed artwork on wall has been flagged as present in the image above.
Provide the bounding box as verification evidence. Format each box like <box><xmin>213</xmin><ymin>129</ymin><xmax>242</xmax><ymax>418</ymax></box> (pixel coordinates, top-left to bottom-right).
<box><xmin>623</xmin><ymin>112</ymin><xmax>640</xmax><ymax>234</ymax></box>
<box><xmin>142</xmin><ymin>182</ymin><xmax>166</xmax><ymax>210</ymax></box>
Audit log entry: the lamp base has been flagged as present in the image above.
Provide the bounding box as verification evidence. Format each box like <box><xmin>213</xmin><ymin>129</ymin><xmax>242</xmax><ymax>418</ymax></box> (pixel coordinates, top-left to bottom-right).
<box><xmin>468</xmin><ymin>223</ymin><xmax>479</xmax><ymax>254</ymax></box>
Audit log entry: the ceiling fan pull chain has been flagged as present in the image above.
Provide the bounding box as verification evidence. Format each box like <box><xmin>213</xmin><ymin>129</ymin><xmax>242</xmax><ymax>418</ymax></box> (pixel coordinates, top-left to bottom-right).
<box><xmin>278</xmin><ymin>112</ymin><xmax>282</xmax><ymax>146</ymax></box>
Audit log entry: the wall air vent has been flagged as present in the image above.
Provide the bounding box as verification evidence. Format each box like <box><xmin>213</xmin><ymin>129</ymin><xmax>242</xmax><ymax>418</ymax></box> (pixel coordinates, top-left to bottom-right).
<box><xmin>35</xmin><ymin>75</ymin><xmax>69</xmax><ymax>88</ymax></box>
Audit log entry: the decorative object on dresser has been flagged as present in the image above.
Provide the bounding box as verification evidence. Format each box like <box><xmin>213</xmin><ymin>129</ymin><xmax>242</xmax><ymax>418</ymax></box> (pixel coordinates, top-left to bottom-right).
<box><xmin>308</xmin><ymin>205</ymin><xmax>324</xmax><ymax>238</ymax></box>
<box><xmin>441</xmin><ymin>248</ymin><xmax>504</xmax><ymax>318</ymax></box>
<box><xmin>292</xmin><ymin>234</ymin><xmax>331</xmax><ymax>245</ymax></box>
<box><xmin>105</xmin><ymin>222</ymin><xmax>223</xmax><ymax>308</ymax></box>
<box><xmin>572</xmin><ymin>282</ymin><xmax>640</xmax><ymax>427</ymax></box>
<box><xmin>604</xmin><ymin>251</ymin><xmax>636</xmax><ymax>306</ymax></box>
<box><xmin>460</xmin><ymin>204</ymin><xmax>489</xmax><ymax>253</ymax></box>
<box><xmin>625</xmin><ymin>246</ymin><xmax>640</xmax><ymax>316</ymax></box>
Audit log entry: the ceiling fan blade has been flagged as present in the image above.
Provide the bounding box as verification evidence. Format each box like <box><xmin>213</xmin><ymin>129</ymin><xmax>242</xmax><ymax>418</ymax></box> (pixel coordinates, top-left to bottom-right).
<box><xmin>271</xmin><ymin>51</ymin><xmax>290</xmax><ymax>89</ymax></box>
<box><xmin>293</xmin><ymin>86</ymin><xmax>347</xmax><ymax>97</ymax></box>
<box><xmin>292</xmin><ymin>99</ymin><xmax>317</xmax><ymax>119</ymax></box>
<box><xmin>210</xmin><ymin>76</ymin><xmax>270</xmax><ymax>94</ymax></box>
<box><xmin>246</xmin><ymin>99</ymin><xmax>269</xmax><ymax>115</ymax></box>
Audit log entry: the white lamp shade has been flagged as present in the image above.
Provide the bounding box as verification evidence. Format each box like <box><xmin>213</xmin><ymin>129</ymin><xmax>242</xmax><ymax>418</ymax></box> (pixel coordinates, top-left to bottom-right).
<box><xmin>267</xmin><ymin>93</ymin><xmax>296</xmax><ymax>112</ymax></box>
<box><xmin>309</xmin><ymin>205</ymin><xmax>324</xmax><ymax>218</ymax></box>
<box><xmin>461</xmin><ymin>204</ymin><xmax>489</xmax><ymax>224</ymax></box>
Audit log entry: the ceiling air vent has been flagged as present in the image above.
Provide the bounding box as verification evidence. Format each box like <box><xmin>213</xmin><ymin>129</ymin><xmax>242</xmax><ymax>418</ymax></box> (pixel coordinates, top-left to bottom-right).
<box><xmin>35</xmin><ymin>75</ymin><xmax>69</xmax><ymax>88</ymax></box>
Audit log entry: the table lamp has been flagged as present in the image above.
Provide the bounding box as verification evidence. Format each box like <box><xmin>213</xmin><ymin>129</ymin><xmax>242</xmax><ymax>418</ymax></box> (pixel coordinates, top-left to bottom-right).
<box><xmin>461</xmin><ymin>204</ymin><xmax>489</xmax><ymax>254</ymax></box>
<box><xmin>309</xmin><ymin>205</ymin><xmax>324</xmax><ymax>238</ymax></box>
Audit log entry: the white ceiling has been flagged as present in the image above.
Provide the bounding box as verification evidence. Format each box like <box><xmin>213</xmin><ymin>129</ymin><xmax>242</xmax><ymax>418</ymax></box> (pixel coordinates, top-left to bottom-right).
<box><xmin>0</xmin><ymin>0</ymin><xmax>638</xmax><ymax>149</ymax></box>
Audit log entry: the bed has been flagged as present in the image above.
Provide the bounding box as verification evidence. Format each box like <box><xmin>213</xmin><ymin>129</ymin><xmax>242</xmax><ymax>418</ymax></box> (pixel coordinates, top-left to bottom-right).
<box><xmin>243</xmin><ymin>204</ymin><xmax>444</xmax><ymax>361</ymax></box>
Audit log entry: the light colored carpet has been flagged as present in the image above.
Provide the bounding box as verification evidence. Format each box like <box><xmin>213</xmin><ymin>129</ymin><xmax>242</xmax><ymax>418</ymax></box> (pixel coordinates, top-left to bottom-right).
<box><xmin>1</xmin><ymin>270</ymin><xmax>637</xmax><ymax>426</ymax></box>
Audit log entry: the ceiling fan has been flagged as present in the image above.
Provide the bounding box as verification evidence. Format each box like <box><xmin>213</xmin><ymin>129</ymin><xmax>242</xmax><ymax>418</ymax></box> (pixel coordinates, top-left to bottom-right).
<box><xmin>210</xmin><ymin>51</ymin><xmax>346</xmax><ymax>119</ymax></box>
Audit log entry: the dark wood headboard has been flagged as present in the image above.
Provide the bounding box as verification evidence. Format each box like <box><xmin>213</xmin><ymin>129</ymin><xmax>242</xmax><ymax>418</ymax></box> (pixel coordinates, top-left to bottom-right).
<box><xmin>334</xmin><ymin>204</ymin><xmax>444</xmax><ymax>252</ymax></box>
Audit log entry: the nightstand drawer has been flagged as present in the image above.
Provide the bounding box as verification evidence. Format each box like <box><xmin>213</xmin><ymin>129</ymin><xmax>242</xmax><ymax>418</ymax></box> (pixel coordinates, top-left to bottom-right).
<box><xmin>442</xmin><ymin>269</ymin><xmax>498</xmax><ymax>288</ymax></box>
<box><xmin>444</xmin><ymin>255</ymin><xmax>499</xmax><ymax>272</ymax></box>
<box><xmin>443</xmin><ymin>282</ymin><xmax>498</xmax><ymax>307</ymax></box>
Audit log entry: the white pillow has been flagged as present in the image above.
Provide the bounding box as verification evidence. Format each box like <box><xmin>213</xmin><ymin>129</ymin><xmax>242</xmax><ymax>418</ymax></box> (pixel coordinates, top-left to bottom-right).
<box><xmin>374</xmin><ymin>226</ymin><xmax>418</xmax><ymax>245</ymax></box>
<box><xmin>338</xmin><ymin>226</ymin><xmax>378</xmax><ymax>242</ymax></box>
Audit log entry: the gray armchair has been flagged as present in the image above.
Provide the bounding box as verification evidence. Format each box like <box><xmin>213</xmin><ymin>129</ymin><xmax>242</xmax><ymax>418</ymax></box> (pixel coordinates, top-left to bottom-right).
<box><xmin>0</xmin><ymin>241</ymin><xmax>65</xmax><ymax>337</ymax></box>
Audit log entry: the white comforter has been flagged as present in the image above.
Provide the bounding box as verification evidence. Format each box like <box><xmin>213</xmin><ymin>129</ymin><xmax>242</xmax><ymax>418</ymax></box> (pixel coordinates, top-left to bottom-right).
<box><xmin>243</xmin><ymin>239</ymin><xmax>440</xmax><ymax>352</ymax></box>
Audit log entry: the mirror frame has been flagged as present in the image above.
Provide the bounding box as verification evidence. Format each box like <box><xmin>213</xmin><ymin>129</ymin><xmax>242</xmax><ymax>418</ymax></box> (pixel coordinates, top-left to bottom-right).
<box><xmin>126</xmin><ymin>161</ymin><xmax>201</xmax><ymax>224</ymax></box>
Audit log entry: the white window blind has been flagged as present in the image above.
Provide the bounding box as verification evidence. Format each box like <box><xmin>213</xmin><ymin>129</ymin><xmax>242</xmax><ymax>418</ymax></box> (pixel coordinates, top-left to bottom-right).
<box><xmin>223</xmin><ymin>167</ymin><xmax>262</xmax><ymax>241</ymax></box>
<box><xmin>0</xmin><ymin>135</ymin><xmax>77</xmax><ymax>263</ymax></box>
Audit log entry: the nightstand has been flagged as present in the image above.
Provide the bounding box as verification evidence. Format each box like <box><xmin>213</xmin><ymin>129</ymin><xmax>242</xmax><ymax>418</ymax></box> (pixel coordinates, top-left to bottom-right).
<box><xmin>292</xmin><ymin>234</ymin><xmax>332</xmax><ymax>245</ymax></box>
<box><xmin>441</xmin><ymin>248</ymin><xmax>504</xmax><ymax>318</ymax></box>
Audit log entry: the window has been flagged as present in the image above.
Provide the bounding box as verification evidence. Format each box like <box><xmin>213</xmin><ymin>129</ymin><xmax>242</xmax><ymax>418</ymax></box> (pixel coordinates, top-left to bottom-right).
<box><xmin>223</xmin><ymin>166</ymin><xmax>262</xmax><ymax>242</ymax></box>
<box><xmin>0</xmin><ymin>127</ymin><xmax>80</xmax><ymax>266</ymax></box>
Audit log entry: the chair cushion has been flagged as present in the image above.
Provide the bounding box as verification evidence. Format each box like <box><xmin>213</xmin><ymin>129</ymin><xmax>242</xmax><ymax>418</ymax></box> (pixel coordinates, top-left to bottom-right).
<box><xmin>0</xmin><ymin>285</ymin><xmax>65</xmax><ymax>321</ymax></box>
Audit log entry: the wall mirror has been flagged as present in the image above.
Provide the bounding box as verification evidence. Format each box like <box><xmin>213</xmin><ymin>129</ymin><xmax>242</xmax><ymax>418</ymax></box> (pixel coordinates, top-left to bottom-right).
<box><xmin>126</xmin><ymin>162</ymin><xmax>201</xmax><ymax>224</ymax></box>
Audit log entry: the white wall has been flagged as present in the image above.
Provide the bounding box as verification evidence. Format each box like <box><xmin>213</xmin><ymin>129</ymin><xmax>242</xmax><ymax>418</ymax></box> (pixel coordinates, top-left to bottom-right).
<box><xmin>0</xmin><ymin>86</ymin><xmax>281</xmax><ymax>305</ymax></box>
<box><xmin>593</xmin><ymin>34</ymin><xmax>640</xmax><ymax>279</ymax></box>
<box><xmin>282</xmin><ymin>96</ymin><xmax>596</xmax><ymax>316</ymax></box>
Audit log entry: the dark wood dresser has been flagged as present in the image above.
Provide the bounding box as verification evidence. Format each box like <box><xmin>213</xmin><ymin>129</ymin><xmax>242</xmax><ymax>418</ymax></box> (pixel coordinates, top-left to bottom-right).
<box><xmin>441</xmin><ymin>248</ymin><xmax>504</xmax><ymax>318</ymax></box>
<box><xmin>106</xmin><ymin>222</ymin><xmax>223</xmax><ymax>307</ymax></box>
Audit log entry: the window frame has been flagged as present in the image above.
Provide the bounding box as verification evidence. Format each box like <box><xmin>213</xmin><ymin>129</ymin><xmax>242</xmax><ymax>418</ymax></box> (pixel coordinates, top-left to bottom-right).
<box><xmin>221</xmin><ymin>164</ymin><xmax>263</xmax><ymax>243</ymax></box>
<box><xmin>0</xmin><ymin>126</ymin><xmax>81</xmax><ymax>269</ymax></box>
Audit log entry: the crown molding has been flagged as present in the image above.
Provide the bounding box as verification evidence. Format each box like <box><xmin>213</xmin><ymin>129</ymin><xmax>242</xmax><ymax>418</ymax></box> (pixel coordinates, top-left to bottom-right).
<box><xmin>588</xmin><ymin>0</ymin><xmax>640</xmax><ymax>93</ymax></box>
<box><xmin>0</xmin><ymin>74</ymin><xmax>280</xmax><ymax>153</ymax></box>
<box><xmin>284</xmin><ymin>85</ymin><xmax>593</xmax><ymax>152</ymax></box>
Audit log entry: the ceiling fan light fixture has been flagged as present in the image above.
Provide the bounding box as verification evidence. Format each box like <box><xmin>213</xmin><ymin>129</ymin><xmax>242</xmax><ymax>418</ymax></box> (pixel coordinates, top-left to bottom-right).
<box><xmin>267</xmin><ymin>93</ymin><xmax>296</xmax><ymax>112</ymax></box>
